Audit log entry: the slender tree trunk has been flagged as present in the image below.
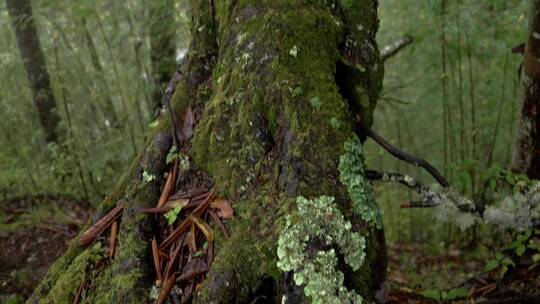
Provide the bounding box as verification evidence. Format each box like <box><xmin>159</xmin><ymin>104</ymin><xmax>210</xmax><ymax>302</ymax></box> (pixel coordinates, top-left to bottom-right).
<box><xmin>81</xmin><ymin>17</ymin><xmax>120</xmax><ymax>129</ymax></box>
<box><xmin>29</xmin><ymin>1</ymin><xmax>386</xmax><ymax>303</ymax></box>
<box><xmin>512</xmin><ymin>0</ymin><xmax>540</xmax><ymax>179</ymax></box>
<box><xmin>148</xmin><ymin>0</ymin><xmax>177</xmax><ymax>117</ymax></box>
<box><xmin>6</xmin><ymin>0</ymin><xmax>60</xmax><ymax>143</ymax></box>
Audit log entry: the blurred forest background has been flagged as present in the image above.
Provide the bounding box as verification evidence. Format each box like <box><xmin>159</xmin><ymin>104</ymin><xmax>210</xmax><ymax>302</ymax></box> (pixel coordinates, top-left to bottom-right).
<box><xmin>1</xmin><ymin>0</ymin><xmax>539</xmax><ymax>302</ymax></box>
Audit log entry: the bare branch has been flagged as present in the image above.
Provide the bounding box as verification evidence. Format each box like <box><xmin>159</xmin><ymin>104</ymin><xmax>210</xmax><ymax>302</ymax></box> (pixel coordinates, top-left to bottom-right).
<box><xmin>365</xmin><ymin>170</ymin><xmax>429</xmax><ymax>194</ymax></box>
<box><xmin>380</xmin><ymin>35</ymin><xmax>413</xmax><ymax>62</ymax></box>
<box><xmin>358</xmin><ymin>123</ymin><xmax>450</xmax><ymax>187</ymax></box>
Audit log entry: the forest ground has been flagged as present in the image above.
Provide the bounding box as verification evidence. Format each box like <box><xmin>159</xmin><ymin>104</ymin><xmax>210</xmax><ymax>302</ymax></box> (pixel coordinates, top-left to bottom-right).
<box><xmin>1</xmin><ymin>197</ymin><xmax>538</xmax><ymax>303</ymax></box>
<box><xmin>0</xmin><ymin>195</ymin><xmax>92</xmax><ymax>303</ymax></box>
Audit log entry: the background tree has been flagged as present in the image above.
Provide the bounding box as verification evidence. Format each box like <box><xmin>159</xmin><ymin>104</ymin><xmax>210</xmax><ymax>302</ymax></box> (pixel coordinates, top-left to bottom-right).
<box><xmin>6</xmin><ymin>0</ymin><xmax>60</xmax><ymax>143</ymax></box>
<box><xmin>512</xmin><ymin>0</ymin><xmax>540</xmax><ymax>179</ymax></box>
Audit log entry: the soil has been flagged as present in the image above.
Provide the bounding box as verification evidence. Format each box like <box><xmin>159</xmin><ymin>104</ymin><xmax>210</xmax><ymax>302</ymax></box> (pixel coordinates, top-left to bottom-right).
<box><xmin>0</xmin><ymin>194</ymin><xmax>92</xmax><ymax>302</ymax></box>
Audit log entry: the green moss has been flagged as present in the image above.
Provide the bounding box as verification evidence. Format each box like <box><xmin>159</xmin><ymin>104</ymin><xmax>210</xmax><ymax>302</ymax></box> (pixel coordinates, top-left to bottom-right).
<box><xmin>41</xmin><ymin>244</ymin><xmax>104</xmax><ymax>304</ymax></box>
<box><xmin>277</xmin><ymin>196</ymin><xmax>365</xmax><ymax>304</ymax></box>
<box><xmin>338</xmin><ymin>136</ymin><xmax>382</xmax><ymax>228</ymax></box>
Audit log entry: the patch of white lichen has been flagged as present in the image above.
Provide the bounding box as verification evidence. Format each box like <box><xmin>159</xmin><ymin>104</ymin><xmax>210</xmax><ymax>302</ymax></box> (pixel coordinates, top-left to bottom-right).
<box><xmin>339</xmin><ymin>136</ymin><xmax>383</xmax><ymax>228</ymax></box>
<box><xmin>277</xmin><ymin>196</ymin><xmax>366</xmax><ymax>304</ymax></box>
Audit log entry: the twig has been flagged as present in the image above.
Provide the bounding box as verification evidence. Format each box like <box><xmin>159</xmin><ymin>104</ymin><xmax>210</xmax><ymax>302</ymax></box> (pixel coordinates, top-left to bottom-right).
<box><xmin>157</xmin><ymin>170</ymin><xmax>174</xmax><ymax>208</ymax></box>
<box><xmin>109</xmin><ymin>221</ymin><xmax>118</xmax><ymax>259</ymax></box>
<box><xmin>209</xmin><ymin>209</ymin><xmax>230</xmax><ymax>238</ymax></box>
<box><xmin>365</xmin><ymin>170</ymin><xmax>430</xmax><ymax>194</ymax></box>
<box><xmin>72</xmin><ymin>279</ymin><xmax>85</xmax><ymax>304</ymax></box>
<box><xmin>380</xmin><ymin>35</ymin><xmax>413</xmax><ymax>62</ymax></box>
<box><xmin>400</xmin><ymin>201</ymin><xmax>437</xmax><ymax>208</ymax></box>
<box><xmin>358</xmin><ymin>123</ymin><xmax>450</xmax><ymax>187</ymax></box>
<box><xmin>152</xmin><ymin>237</ymin><xmax>163</xmax><ymax>287</ymax></box>
<box><xmin>160</xmin><ymin>84</ymin><xmax>181</xmax><ymax>148</ymax></box>
<box><xmin>79</xmin><ymin>204</ymin><xmax>124</xmax><ymax>247</ymax></box>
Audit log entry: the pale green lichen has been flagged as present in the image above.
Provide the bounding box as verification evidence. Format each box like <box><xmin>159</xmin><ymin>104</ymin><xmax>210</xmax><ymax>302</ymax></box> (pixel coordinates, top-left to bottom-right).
<box><xmin>277</xmin><ymin>196</ymin><xmax>366</xmax><ymax>304</ymax></box>
<box><xmin>339</xmin><ymin>136</ymin><xmax>383</xmax><ymax>228</ymax></box>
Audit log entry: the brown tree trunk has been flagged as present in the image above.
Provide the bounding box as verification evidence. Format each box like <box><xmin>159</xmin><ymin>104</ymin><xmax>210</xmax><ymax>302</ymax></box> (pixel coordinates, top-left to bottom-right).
<box><xmin>29</xmin><ymin>1</ymin><xmax>386</xmax><ymax>303</ymax></box>
<box><xmin>512</xmin><ymin>0</ymin><xmax>540</xmax><ymax>179</ymax></box>
<box><xmin>6</xmin><ymin>0</ymin><xmax>60</xmax><ymax>144</ymax></box>
<box><xmin>149</xmin><ymin>0</ymin><xmax>177</xmax><ymax>117</ymax></box>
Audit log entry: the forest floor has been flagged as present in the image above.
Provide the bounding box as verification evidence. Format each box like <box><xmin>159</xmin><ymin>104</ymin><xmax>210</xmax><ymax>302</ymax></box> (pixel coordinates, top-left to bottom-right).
<box><xmin>0</xmin><ymin>195</ymin><xmax>538</xmax><ymax>303</ymax></box>
<box><xmin>0</xmin><ymin>195</ymin><xmax>92</xmax><ymax>303</ymax></box>
<box><xmin>386</xmin><ymin>242</ymin><xmax>540</xmax><ymax>303</ymax></box>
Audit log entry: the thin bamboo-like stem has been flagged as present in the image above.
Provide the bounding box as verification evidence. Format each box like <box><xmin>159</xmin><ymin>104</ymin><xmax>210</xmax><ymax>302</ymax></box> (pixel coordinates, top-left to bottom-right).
<box><xmin>465</xmin><ymin>23</ymin><xmax>477</xmax><ymax>198</ymax></box>
<box><xmin>91</xmin><ymin>0</ymin><xmax>138</xmax><ymax>155</ymax></box>
<box><xmin>81</xmin><ymin>17</ymin><xmax>120</xmax><ymax>128</ymax></box>
<box><xmin>487</xmin><ymin>54</ymin><xmax>510</xmax><ymax>166</ymax></box>
<box><xmin>121</xmin><ymin>1</ymin><xmax>151</xmax><ymax>131</ymax></box>
<box><xmin>456</xmin><ymin>12</ymin><xmax>467</xmax><ymax>164</ymax></box>
<box><xmin>440</xmin><ymin>0</ymin><xmax>450</xmax><ymax>178</ymax></box>
<box><xmin>53</xmin><ymin>42</ymin><xmax>90</xmax><ymax>201</ymax></box>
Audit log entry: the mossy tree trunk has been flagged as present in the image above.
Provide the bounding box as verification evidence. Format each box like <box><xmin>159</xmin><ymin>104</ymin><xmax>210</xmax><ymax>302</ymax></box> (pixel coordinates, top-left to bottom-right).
<box><xmin>6</xmin><ymin>0</ymin><xmax>61</xmax><ymax>144</ymax></box>
<box><xmin>512</xmin><ymin>0</ymin><xmax>540</xmax><ymax>179</ymax></box>
<box><xmin>29</xmin><ymin>1</ymin><xmax>386</xmax><ymax>303</ymax></box>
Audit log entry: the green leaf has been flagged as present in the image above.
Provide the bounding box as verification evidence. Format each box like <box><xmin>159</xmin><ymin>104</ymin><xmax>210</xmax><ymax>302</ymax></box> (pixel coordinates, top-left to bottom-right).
<box><xmin>501</xmin><ymin>257</ymin><xmax>514</xmax><ymax>267</ymax></box>
<box><xmin>532</xmin><ymin>253</ymin><xmax>540</xmax><ymax>263</ymax></box>
<box><xmin>340</xmin><ymin>0</ymin><xmax>354</xmax><ymax>9</ymax></box>
<box><xmin>495</xmin><ymin>252</ymin><xmax>504</xmax><ymax>260</ymax></box>
<box><xmin>504</xmin><ymin>173</ymin><xmax>515</xmax><ymax>185</ymax></box>
<box><xmin>508</xmin><ymin>240</ymin><xmax>522</xmax><ymax>249</ymax></box>
<box><xmin>484</xmin><ymin>259</ymin><xmax>500</xmax><ymax>272</ymax></box>
<box><xmin>516</xmin><ymin>244</ymin><xmax>526</xmax><ymax>256</ymax></box>
<box><xmin>142</xmin><ymin>171</ymin><xmax>156</xmax><ymax>183</ymax></box>
<box><xmin>419</xmin><ymin>289</ymin><xmax>441</xmax><ymax>301</ymax></box>
<box><xmin>164</xmin><ymin>206</ymin><xmax>182</xmax><ymax>225</ymax></box>
<box><xmin>500</xmin><ymin>265</ymin><xmax>508</xmax><ymax>277</ymax></box>
<box><xmin>166</xmin><ymin>145</ymin><xmax>179</xmax><ymax>164</ymax></box>
<box><xmin>517</xmin><ymin>230</ymin><xmax>532</xmax><ymax>242</ymax></box>
<box><xmin>309</xmin><ymin>97</ymin><xmax>321</xmax><ymax>108</ymax></box>
<box><xmin>489</xmin><ymin>178</ymin><xmax>497</xmax><ymax>190</ymax></box>
<box><xmin>528</xmin><ymin>239</ymin><xmax>540</xmax><ymax>251</ymax></box>
<box><xmin>446</xmin><ymin>287</ymin><xmax>469</xmax><ymax>300</ymax></box>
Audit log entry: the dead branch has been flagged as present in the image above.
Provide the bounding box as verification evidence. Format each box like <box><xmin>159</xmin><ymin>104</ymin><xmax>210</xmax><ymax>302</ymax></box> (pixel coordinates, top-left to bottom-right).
<box><xmin>380</xmin><ymin>35</ymin><xmax>413</xmax><ymax>62</ymax></box>
<box><xmin>365</xmin><ymin>170</ymin><xmax>430</xmax><ymax>194</ymax></box>
<box><xmin>358</xmin><ymin>123</ymin><xmax>450</xmax><ymax>187</ymax></box>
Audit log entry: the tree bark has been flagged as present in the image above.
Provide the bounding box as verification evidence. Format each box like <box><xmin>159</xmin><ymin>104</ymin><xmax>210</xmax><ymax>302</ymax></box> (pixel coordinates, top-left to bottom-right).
<box><xmin>29</xmin><ymin>1</ymin><xmax>386</xmax><ymax>303</ymax></box>
<box><xmin>149</xmin><ymin>0</ymin><xmax>178</xmax><ymax>117</ymax></box>
<box><xmin>512</xmin><ymin>0</ymin><xmax>540</xmax><ymax>179</ymax></box>
<box><xmin>6</xmin><ymin>0</ymin><xmax>60</xmax><ymax>144</ymax></box>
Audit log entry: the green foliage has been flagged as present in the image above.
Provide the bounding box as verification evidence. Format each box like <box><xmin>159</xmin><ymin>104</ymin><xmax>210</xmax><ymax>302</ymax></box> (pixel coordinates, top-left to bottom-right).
<box><xmin>330</xmin><ymin>117</ymin><xmax>342</xmax><ymax>130</ymax></box>
<box><xmin>484</xmin><ymin>252</ymin><xmax>514</xmax><ymax>277</ymax></box>
<box><xmin>369</xmin><ymin>0</ymin><xmax>529</xmax><ymax>243</ymax></box>
<box><xmin>166</xmin><ymin>145</ymin><xmax>179</xmax><ymax>164</ymax></box>
<box><xmin>309</xmin><ymin>96</ymin><xmax>321</xmax><ymax>109</ymax></box>
<box><xmin>0</xmin><ymin>0</ymin><xmax>191</xmax><ymax>205</ymax></box>
<box><xmin>164</xmin><ymin>206</ymin><xmax>182</xmax><ymax>225</ymax></box>
<box><xmin>142</xmin><ymin>171</ymin><xmax>156</xmax><ymax>183</ymax></box>
<box><xmin>420</xmin><ymin>287</ymin><xmax>469</xmax><ymax>303</ymax></box>
<box><xmin>340</xmin><ymin>0</ymin><xmax>354</xmax><ymax>9</ymax></box>
<box><xmin>277</xmin><ymin>195</ymin><xmax>366</xmax><ymax>303</ymax></box>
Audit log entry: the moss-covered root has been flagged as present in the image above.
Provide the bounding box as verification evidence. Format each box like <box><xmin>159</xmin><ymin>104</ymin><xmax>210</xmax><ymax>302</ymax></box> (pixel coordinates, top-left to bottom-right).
<box><xmin>39</xmin><ymin>244</ymin><xmax>104</xmax><ymax>304</ymax></box>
